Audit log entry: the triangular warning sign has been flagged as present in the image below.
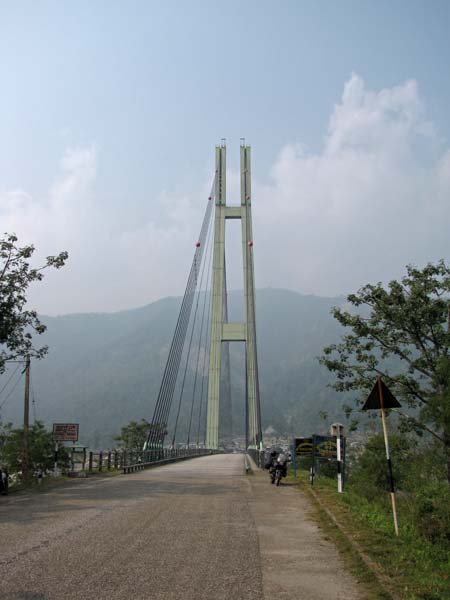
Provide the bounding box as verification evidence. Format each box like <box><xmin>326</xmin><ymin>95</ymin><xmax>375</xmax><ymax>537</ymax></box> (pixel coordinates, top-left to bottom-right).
<box><xmin>362</xmin><ymin>378</ymin><xmax>401</xmax><ymax>410</ymax></box>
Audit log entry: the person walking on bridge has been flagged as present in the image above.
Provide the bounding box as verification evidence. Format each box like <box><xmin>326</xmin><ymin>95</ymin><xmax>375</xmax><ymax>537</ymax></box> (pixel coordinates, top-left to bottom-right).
<box><xmin>1</xmin><ymin>466</ymin><xmax>8</xmax><ymax>495</ymax></box>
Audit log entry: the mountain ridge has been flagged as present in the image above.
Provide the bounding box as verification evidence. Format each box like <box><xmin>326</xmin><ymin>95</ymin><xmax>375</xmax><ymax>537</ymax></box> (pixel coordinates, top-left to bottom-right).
<box><xmin>0</xmin><ymin>288</ymin><xmax>348</xmax><ymax>447</ymax></box>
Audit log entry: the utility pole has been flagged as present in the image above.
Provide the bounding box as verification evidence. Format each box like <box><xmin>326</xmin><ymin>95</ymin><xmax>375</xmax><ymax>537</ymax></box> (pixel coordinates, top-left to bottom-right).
<box><xmin>22</xmin><ymin>354</ymin><xmax>31</xmax><ymax>481</ymax></box>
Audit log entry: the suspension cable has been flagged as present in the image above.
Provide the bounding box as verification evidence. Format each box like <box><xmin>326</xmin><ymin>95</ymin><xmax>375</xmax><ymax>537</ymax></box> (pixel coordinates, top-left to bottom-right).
<box><xmin>147</xmin><ymin>180</ymin><xmax>215</xmax><ymax>448</ymax></box>
<box><xmin>197</xmin><ymin>247</ymin><xmax>213</xmax><ymax>446</ymax></box>
<box><xmin>172</xmin><ymin>214</ymin><xmax>213</xmax><ymax>447</ymax></box>
<box><xmin>186</xmin><ymin>217</ymin><xmax>215</xmax><ymax>447</ymax></box>
<box><xmin>149</xmin><ymin>187</ymin><xmax>214</xmax><ymax>444</ymax></box>
<box><xmin>153</xmin><ymin>186</ymin><xmax>214</xmax><ymax>443</ymax></box>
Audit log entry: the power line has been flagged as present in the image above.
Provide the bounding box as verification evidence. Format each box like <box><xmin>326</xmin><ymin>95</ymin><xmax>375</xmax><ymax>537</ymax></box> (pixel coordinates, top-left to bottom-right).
<box><xmin>30</xmin><ymin>371</ymin><xmax>37</xmax><ymax>422</ymax></box>
<box><xmin>0</xmin><ymin>368</ymin><xmax>24</xmax><ymax>412</ymax></box>
<box><xmin>0</xmin><ymin>363</ymin><xmax>21</xmax><ymax>398</ymax></box>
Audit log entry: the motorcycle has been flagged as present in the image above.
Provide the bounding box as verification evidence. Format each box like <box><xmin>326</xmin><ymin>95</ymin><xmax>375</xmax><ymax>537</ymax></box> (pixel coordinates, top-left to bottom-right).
<box><xmin>269</xmin><ymin>453</ymin><xmax>288</xmax><ymax>486</ymax></box>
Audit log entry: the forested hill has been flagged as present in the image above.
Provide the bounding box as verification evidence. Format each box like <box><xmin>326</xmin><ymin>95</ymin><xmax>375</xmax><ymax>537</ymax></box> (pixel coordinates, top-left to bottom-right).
<box><xmin>1</xmin><ymin>289</ymin><xmax>348</xmax><ymax>448</ymax></box>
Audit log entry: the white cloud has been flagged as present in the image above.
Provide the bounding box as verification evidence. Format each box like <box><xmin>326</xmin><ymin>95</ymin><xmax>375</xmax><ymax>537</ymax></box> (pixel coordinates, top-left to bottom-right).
<box><xmin>1</xmin><ymin>73</ymin><xmax>450</xmax><ymax>314</ymax></box>
<box><xmin>1</xmin><ymin>144</ymin><xmax>209</xmax><ymax>314</ymax></box>
<box><xmin>253</xmin><ymin>73</ymin><xmax>450</xmax><ymax>297</ymax></box>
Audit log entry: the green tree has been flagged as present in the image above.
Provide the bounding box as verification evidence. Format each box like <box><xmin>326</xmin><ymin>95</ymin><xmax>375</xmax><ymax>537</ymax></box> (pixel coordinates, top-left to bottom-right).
<box><xmin>0</xmin><ymin>420</ymin><xmax>69</xmax><ymax>475</ymax></box>
<box><xmin>320</xmin><ymin>261</ymin><xmax>450</xmax><ymax>482</ymax></box>
<box><xmin>0</xmin><ymin>233</ymin><xmax>68</xmax><ymax>374</ymax></box>
<box><xmin>114</xmin><ymin>419</ymin><xmax>152</xmax><ymax>450</ymax></box>
<box><xmin>350</xmin><ymin>434</ymin><xmax>413</xmax><ymax>499</ymax></box>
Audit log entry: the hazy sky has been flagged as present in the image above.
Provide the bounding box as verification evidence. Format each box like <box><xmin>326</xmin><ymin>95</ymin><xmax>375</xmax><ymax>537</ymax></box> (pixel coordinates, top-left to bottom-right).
<box><xmin>1</xmin><ymin>1</ymin><xmax>450</xmax><ymax>315</ymax></box>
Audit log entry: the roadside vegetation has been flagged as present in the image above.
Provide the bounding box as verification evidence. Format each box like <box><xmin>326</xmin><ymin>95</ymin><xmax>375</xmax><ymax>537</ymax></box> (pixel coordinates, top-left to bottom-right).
<box><xmin>114</xmin><ymin>419</ymin><xmax>152</xmax><ymax>450</ymax></box>
<box><xmin>299</xmin><ymin>260</ymin><xmax>450</xmax><ymax>599</ymax></box>
<box><xmin>0</xmin><ymin>233</ymin><xmax>68</xmax><ymax>487</ymax></box>
<box><xmin>320</xmin><ymin>260</ymin><xmax>450</xmax><ymax>482</ymax></box>
<box><xmin>0</xmin><ymin>233</ymin><xmax>68</xmax><ymax>374</ymax></box>
<box><xmin>0</xmin><ymin>420</ymin><xmax>70</xmax><ymax>489</ymax></box>
<box><xmin>290</xmin><ymin>435</ymin><xmax>450</xmax><ymax>599</ymax></box>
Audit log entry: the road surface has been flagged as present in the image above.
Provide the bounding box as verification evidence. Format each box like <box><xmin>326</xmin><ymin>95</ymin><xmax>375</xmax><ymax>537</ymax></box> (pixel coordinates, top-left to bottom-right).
<box><xmin>0</xmin><ymin>455</ymin><xmax>363</xmax><ymax>599</ymax></box>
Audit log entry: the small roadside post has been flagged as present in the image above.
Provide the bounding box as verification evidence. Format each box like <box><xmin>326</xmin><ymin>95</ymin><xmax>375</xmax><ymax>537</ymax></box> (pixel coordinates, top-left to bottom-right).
<box><xmin>362</xmin><ymin>376</ymin><xmax>401</xmax><ymax>536</ymax></box>
<box><xmin>22</xmin><ymin>354</ymin><xmax>31</xmax><ymax>482</ymax></box>
<box><xmin>53</xmin><ymin>442</ymin><xmax>58</xmax><ymax>476</ymax></box>
<box><xmin>331</xmin><ymin>423</ymin><xmax>344</xmax><ymax>493</ymax></box>
<box><xmin>311</xmin><ymin>436</ymin><xmax>316</xmax><ymax>486</ymax></box>
<box><xmin>292</xmin><ymin>438</ymin><xmax>297</xmax><ymax>480</ymax></box>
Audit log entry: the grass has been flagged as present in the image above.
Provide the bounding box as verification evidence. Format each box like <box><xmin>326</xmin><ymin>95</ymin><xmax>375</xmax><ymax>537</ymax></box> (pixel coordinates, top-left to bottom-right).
<box><xmin>312</xmin><ymin>499</ymin><xmax>393</xmax><ymax>600</ymax></box>
<box><xmin>287</xmin><ymin>468</ymin><xmax>450</xmax><ymax>600</ymax></box>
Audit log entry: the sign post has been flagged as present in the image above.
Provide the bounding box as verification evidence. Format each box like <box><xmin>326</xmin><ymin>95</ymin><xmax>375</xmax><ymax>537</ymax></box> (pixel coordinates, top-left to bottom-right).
<box><xmin>53</xmin><ymin>423</ymin><xmax>79</xmax><ymax>476</ymax></box>
<box><xmin>331</xmin><ymin>423</ymin><xmax>344</xmax><ymax>493</ymax></box>
<box><xmin>54</xmin><ymin>442</ymin><xmax>58</xmax><ymax>476</ymax></box>
<box><xmin>53</xmin><ymin>423</ymin><xmax>79</xmax><ymax>442</ymax></box>
<box><xmin>293</xmin><ymin>437</ymin><xmax>315</xmax><ymax>484</ymax></box>
<box><xmin>310</xmin><ymin>438</ymin><xmax>315</xmax><ymax>486</ymax></box>
<box><xmin>362</xmin><ymin>377</ymin><xmax>400</xmax><ymax>536</ymax></box>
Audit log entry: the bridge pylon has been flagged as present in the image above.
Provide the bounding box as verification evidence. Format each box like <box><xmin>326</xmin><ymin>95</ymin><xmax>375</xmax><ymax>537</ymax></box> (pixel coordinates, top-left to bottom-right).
<box><xmin>206</xmin><ymin>142</ymin><xmax>263</xmax><ymax>450</ymax></box>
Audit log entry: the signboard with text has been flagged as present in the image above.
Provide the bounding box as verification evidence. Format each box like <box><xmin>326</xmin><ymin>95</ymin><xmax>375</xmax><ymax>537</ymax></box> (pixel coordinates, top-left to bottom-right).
<box><xmin>294</xmin><ymin>437</ymin><xmax>314</xmax><ymax>457</ymax></box>
<box><xmin>53</xmin><ymin>423</ymin><xmax>79</xmax><ymax>442</ymax></box>
<box><xmin>313</xmin><ymin>435</ymin><xmax>345</xmax><ymax>459</ymax></box>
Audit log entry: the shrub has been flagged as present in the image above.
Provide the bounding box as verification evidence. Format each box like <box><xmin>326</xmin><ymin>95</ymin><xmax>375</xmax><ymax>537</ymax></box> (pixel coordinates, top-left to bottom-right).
<box><xmin>350</xmin><ymin>433</ymin><xmax>412</xmax><ymax>499</ymax></box>
<box><xmin>414</xmin><ymin>481</ymin><xmax>450</xmax><ymax>545</ymax></box>
<box><xmin>0</xmin><ymin>420</ymin><xmax>69</xmax><ymax>476</ymax></box>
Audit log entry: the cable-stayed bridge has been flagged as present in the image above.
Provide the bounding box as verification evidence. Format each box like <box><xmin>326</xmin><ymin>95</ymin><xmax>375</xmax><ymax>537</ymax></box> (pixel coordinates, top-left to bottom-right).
<box><xmin>146</xmin><ymin>142</ymin><xmax>263</xmax><ymax>453</ymax></box>
<box><xmin>0</xmin><ymin>143</ymin><xmax>366</xmax><ymax>600</ymax></box>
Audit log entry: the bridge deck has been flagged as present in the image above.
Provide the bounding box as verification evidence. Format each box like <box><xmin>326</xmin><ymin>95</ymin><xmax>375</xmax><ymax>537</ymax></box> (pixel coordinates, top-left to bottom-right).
<box><xmin>0</xmin><ymin>455</ymin><xmax>362</xmax><ymax>599</ymax></box>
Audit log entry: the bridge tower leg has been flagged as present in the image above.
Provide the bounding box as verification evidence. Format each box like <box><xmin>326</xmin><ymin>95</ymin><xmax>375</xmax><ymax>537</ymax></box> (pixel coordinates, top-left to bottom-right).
<box><xmin>206</xmin><ymin>143</ymin><xmax>262</xmax><ymax>450</ymax></box>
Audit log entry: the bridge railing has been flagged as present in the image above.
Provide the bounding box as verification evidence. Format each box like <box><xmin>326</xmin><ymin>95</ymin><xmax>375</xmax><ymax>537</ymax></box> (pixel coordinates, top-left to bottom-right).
<box><xmin>247</xmin><ymin>448</ymin><xmax>264</xmax><ymax>469</ymax></box>
<box><xmin>121</xmin><ymin>448</ymin><xmax>216</xmax><ymax>474</ymax></box>
<box><xmin>65</xmin><ymin>448</ymin><xmax>216</xmax><ymax>476</ymax></box>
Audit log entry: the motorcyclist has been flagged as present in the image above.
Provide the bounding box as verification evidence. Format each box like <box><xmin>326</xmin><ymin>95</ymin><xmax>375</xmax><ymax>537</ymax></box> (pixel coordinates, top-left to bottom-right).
<box><xmin>265</xmin><ymin>448</ymin><xmax>288</xmax><ymax>483</ymax></box>
<box><xmin>264</xmin><ymin>449</ymin><xmax>278</xmax><ymax>471</ymax></box>
<box><xmin>275</xmin><ymin>452</ymin><xmax>288</xmax><ymax>477</ymax></box>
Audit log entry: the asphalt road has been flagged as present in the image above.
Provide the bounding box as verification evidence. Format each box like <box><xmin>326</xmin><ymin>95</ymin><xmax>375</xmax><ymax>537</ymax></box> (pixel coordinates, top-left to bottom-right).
<box><xmin>0</xmin><ymin>455</ymin><xmax>363</xmax><ymax>600</ymax></box>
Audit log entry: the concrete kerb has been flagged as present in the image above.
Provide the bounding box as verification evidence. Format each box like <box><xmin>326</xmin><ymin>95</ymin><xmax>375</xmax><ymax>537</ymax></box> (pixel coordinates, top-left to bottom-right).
<box><xmin>245</xmin><ymin>454</ymin><xmax>259</xmax><ymax>474</ymax></box>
